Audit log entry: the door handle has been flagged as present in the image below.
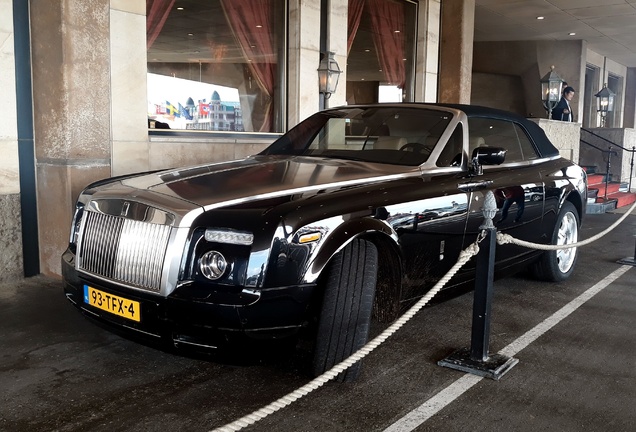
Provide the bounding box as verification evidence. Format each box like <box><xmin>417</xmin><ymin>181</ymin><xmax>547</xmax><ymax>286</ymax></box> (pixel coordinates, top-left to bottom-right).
<box><xmin>457</xmin><ymin>180</ymin><xmax>493</xmax><ymax>192</ymax></box>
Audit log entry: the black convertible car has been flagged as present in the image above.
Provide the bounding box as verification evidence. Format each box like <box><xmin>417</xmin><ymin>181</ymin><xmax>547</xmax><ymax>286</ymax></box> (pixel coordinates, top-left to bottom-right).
<box><xmin>62</xmin><ymin>104</ymin><xmax>586</xmax><ymax>380</ymax></box>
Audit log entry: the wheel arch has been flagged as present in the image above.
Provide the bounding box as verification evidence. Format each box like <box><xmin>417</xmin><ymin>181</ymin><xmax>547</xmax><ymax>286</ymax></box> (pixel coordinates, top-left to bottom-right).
<box><xmin>359</xmin><ymin>231</ymin><xmax>403</xmax><ymax>323</ymax></box>
<box><xmin>563</xmin><ymin>189</ymin><xmax>583</xmax><ymax>223</ymax></box>
<box><xmin>306</xmin><ymin>218</ymin><xmax>403</xmax><ymax>322</ymax></box>
<box><xmin>305</xmin><ymin>217</ymin><xmax>399</xmax><ymax>281</ymax></box>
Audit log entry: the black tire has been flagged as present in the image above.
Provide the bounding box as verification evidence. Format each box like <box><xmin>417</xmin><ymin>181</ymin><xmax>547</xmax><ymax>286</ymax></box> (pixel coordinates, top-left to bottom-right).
<box><xmin>311</xmin><ymin>239</ymin><xmax>378</xmax><ymax>382</ymax></box>
<box><xmin>531</xmin><ymin>201</ymin><xmax>579</xmax><ymax>282</ymax></box>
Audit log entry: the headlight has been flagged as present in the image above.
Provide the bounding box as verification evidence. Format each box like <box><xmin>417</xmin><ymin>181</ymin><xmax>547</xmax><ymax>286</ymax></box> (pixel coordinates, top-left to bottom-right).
<box><xmin>199</xmin><ymin>250</ymin><xmax>230</xmax><ymax>280</ymax></box>
<box><xmin>204</xmin><ymin>229</ymin><xmax>253</xmax><ymax>245</ymax></box>
<box><xmin>69</xmin><ymin>204</ymin><xmax>85</xmax><ymax>245</ymax></box>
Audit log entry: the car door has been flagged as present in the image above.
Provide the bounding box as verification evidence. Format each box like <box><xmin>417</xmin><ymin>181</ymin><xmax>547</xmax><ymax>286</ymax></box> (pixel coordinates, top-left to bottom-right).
<box><xmin>385</xmin><ymin>181</ymin><xmax>470</xmax><ymax>302</ymax></box>
<box><xmin>383</xmin><ymin>124</ymin><xmax>471</xmax><ymax>301</ymax></box>
<box><xmin>461</xmin><ymin>117</ymin><xmax>545</xmax><ymax>270</ymax></box>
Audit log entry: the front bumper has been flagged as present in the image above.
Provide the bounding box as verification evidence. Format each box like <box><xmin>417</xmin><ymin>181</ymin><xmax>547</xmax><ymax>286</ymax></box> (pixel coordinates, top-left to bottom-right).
<box><xmin>62</xmin><ymin>249</ymin><xmax>318</xmax><ymax>350</ymax></box>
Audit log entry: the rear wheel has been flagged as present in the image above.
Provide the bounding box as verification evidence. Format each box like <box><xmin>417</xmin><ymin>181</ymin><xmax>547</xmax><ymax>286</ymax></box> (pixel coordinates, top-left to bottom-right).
<box><xmin>531</xmin><ymin>201</ymin><xmax>579</xmax><ymax>281</ymax></box>
<box><xmin>311</xmin><ymin>239</ymin><xmax>378</xmax><ymax>382</ymax></box>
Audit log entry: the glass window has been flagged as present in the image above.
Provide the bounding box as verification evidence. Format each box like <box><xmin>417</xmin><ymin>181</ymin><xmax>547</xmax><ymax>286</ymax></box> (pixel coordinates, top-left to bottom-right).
<box><xmin>263</xmin><ymin>107</ymin><xmax>452</xmax><ymax>167</ymax></box>
<box><xmin>346</xmin><ymin>0</ymin><xmax>417</xmax><ymax>104</ymax></box>
<box><xmin>146</xmin><ymin>0</ymin><xmax>285</xmax><ymax>133</ymax></box>
<box><xmin>606</xmin><ymin>73</ymin><xmax>622</xmax><ymax>128</ymax></box>
<box><xmin>514</xmin><ymin>124</ymin><xmax>539</xmax><ymax>160</ymax></box>
<box><xmin>468</xmin><ymin>118</ymin><xmax>537</xmax><ymax>163</ymax></box>
<box><xmin>436</xmin><ymin>124</ymin><xmax>464</xmax><ymax>167</ymax></box>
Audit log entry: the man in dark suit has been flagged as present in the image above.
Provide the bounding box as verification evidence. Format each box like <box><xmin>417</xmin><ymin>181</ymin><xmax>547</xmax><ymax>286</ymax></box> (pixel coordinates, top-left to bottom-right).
<box><xmin>552</xmin><ymin>86</ymin><xmax>575</xmax><ymax>122</ymax></box>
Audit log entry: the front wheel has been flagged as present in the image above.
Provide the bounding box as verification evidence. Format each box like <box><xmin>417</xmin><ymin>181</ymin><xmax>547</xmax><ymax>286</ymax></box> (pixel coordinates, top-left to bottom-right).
<box><xmin>311</xmin><ymin>239</ymin><xmax>378</xmax><ymax>382</ymax></box>
<box><xmin>531</xmin><ymin>201</ymin><xmax>579</xmax><ymax>281</ymax></box>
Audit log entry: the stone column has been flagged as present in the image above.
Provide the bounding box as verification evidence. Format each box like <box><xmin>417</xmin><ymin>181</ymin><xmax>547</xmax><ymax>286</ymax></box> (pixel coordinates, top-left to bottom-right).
<box><xmin>30</xmin><ymin>0</ymin><xmax>112</xmax><ymax>275</ymax></box>
<box><xmin>414</xmin><ymin>0</ymin><xmax>441</xmax><ymax>102</ymax></box>
<box><xmin>0</xmin><ymin>1</ymin><xmax>19</xmax><ymax>199</ymax></box>
<box><xmin>326</xmin><ymin>0</ymin><xmax>348</xmax><ymax>108</ymax></box>
<box><xmin>288</xmin><ymin>0</ymin><xmax>322</xmax><ymax>126</ymax></box>
<box><xmin>110</xmin><ymin>0</ymin><xmax>150</xmax><ymax>176</ymax></box>
<box><xmin>0</xmin><ymin>0</ymin><xmax>24</xmax><ymax>280</ymax></box>
<box><xmin>438</xmin><ymin>0</ymin><xmax>475</xmax><ymax>104</ymax></box>
<box><xmin>624</xmin><ymin>68</ymin><xmax>636</xmax><ymax>129</ymax></box>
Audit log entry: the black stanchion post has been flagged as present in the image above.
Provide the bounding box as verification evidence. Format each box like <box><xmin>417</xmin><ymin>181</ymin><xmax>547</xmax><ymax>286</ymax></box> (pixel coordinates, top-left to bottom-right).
<box><xmin>438</xmin><ymin>191</ymin><xmax>519</xmax><ymax>380</ymax></box>
<box><xmin>617</xmin><ymin>234</ymin><xmax>636</xmax><ymax>266</ymax></box>
<box><xmin>470</xmin><ymin>225</ymin><xmax>496</xmax><ymax>362</ymax></box>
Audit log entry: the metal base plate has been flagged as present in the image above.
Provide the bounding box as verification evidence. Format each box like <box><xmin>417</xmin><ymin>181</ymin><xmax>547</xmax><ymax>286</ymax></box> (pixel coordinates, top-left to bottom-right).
<box><xmin>438</xmin><ymin>348</ymin><xmax>519</xmax><ymax>381</ymax></box>
<box><xmin>617</xmin><ymin>257</ymin><xmax>636</xmax><ymax>266</ymax></box>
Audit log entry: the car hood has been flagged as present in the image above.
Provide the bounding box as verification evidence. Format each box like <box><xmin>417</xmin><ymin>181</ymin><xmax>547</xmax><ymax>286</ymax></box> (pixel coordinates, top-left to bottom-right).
<box><xmin>120</xmin><ymin>155</ymin><xmax>417</xmax><ymax>209</ymax></box>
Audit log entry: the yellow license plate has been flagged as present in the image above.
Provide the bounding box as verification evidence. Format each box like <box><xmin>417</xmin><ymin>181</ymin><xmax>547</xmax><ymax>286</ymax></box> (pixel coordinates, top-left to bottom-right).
<box><xmin>83</xmin><ymin>285</ymin><xmax>141</xmax><ymax>322</ymax></box>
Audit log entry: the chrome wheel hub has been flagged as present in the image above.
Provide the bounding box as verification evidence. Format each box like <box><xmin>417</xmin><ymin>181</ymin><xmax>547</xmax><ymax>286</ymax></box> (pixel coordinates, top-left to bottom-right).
<box><xmin>556</xmin><ymin>211</ymin><xmax>578</xmax><ymax>273</ymax></box>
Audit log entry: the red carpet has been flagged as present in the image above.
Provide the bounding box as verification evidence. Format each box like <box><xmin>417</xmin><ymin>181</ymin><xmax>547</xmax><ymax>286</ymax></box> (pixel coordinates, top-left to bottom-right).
<box><xmin>587</xmin><ymin>173</ymin><xmax>636</xmax><ymax>208</ymax></box>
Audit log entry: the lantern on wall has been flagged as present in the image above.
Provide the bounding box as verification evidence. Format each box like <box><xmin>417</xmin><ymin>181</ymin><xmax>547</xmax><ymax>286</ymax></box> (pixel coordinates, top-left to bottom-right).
<box><xmin>540</xmin><ymin>66</ymin><xmax>565</xmax><ymax>119</ymax></box>
<box><xmin>317</xmin><ymin>51</ymin><xmax>342</xmax><ymax>99</ymax></box>
<box><xmin>595</xmin><ymin>84</ymin><xmax>615</xmax><ymax>127</ymax></box>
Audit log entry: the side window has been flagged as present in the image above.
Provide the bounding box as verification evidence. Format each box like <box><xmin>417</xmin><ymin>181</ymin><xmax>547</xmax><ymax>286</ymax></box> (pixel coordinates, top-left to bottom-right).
<box><xmin>468</xmin><ymin>118</ymin><xmax>530</xmax><ymax>163</ymax></box>
<box><xmin>514</xmin><ymin>124</ymin><xmax>539</xmax><ymax>160</ymax></box>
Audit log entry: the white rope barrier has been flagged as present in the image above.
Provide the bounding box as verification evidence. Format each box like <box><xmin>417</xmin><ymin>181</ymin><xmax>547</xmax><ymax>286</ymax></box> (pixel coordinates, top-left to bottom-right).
<box><xmin>211</xmin><ymin>198</ymin><xmax>636</xmax><ymax>432</ymax></box>
<box><xmin>497</xmin><ymin>199</ymin><xmax>636</xmax><ymax>250</ymax></box>
<box><xmin>211</xmin><ymin>242</ymin><xmax>481</xmax><ymax>432</ymax></box>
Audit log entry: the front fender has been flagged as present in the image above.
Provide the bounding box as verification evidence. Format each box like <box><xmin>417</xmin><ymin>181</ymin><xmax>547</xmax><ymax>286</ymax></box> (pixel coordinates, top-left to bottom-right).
<box><xmin>302</xmin><ymin>217</ymin><xmax>398</xmax><ymax>283</ymax></box>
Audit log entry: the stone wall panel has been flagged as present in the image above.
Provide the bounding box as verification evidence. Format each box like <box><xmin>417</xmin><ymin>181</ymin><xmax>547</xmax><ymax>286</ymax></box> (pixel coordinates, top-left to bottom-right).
<box><xmin>0</xmin><ymin>194</ymin><xmax>24</xmax><ymax>281</ymax></box>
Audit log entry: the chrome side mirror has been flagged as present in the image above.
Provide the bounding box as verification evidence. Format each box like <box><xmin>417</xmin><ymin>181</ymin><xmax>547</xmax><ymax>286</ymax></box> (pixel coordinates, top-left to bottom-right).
<box><xmin>470</xmin><ymin>147</ymin><xmax>506</xmax><ymax>176</ymax></box>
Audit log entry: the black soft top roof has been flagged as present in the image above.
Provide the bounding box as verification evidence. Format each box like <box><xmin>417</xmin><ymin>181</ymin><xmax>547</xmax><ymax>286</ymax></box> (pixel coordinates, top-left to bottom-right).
<box><xmin>433</xmin><ymin>103</ymin><xmax>560</xmax><ymax>158</ymax></box>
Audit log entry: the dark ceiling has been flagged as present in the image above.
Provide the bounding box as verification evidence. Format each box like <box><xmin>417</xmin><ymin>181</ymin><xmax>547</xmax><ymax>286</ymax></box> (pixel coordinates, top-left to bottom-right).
<box><xmin>475</xmin><ymin>0</ymin><xmax>636</xmax><ymax>67</ymax></box>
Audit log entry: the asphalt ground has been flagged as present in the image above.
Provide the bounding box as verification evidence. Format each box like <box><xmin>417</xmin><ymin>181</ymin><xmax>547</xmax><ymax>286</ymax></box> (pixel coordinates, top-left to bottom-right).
<box><xmin>1</xmin><ymin>210</ymin><xmax>635</xmax><ymax>432</ymax></box>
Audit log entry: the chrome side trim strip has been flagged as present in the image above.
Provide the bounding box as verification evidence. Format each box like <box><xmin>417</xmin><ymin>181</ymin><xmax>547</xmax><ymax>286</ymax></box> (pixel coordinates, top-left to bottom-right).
<box><xmin>173</xmin><ymin>338</ymin><xmax>218</xmax><ymax>350</ymax></box>
<box><xmin>197</xmin><ymin>171</ymin><xmax>421</xmax><ymax>214</ymax></box>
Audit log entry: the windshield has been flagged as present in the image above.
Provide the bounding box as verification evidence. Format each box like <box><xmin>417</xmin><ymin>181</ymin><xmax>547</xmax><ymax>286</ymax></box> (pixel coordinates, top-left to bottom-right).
<box><xmin>261</xmin><ymin>107</ymin><xmax>453</xmax><ymax>166</ymax></box>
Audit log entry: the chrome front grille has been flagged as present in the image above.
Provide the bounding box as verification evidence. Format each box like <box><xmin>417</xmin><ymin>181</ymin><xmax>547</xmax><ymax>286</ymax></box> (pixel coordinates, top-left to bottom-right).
<box><xmin>77</xmin><ymin>211</ymin><xmax>172</xmax><ymax>292</ymax></box>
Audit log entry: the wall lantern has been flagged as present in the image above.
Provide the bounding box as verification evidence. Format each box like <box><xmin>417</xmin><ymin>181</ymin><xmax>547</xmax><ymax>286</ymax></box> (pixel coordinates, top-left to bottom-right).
<box><xmin>317</xmin><ymin>51</ymin><xmax>341</xmax><ymax>99</ymax></box>
<box><xmin>540</xmin><ymin>65</ymin><xmax>565</xmax><ymax>119</ymax></box>
<box><xmin>595</xmin><ymin>83</ymin><xmax>615</xmax><ymax>127</ymax></box>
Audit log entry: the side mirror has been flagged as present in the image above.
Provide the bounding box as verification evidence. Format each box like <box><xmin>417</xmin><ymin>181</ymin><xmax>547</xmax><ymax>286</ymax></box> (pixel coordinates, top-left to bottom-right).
<box><xmin>470</xmin><ymin>147</ymin><xmax>506</xmax><ymax>176</ymax></box>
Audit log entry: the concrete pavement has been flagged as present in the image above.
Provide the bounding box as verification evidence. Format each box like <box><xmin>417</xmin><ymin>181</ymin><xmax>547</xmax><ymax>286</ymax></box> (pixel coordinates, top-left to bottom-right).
<box><xmin>1</xmin><ymin>211</ymin><xmax>635</xmax><ymax>432</ymax></box>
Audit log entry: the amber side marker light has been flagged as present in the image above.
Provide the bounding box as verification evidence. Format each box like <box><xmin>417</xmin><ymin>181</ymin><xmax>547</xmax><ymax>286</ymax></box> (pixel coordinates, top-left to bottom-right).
<box><xmin>298</xmin><ymin>232</ymin><xmax>322</xmax><ymax>244</ymax></box>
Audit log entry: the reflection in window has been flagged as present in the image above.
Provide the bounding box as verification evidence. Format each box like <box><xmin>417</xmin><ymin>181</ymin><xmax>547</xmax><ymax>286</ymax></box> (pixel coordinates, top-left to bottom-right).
<box><xmin>146</xmin><ymin>0</ymin><xmax>285</xmax><ymax>132</ymax></box>
<box><xmin>346</xmin><ymin>0</ymin><xmax>417</xmax><ymax>104</ymax></box>
<box><xmin>468</xmin><ymin>118</ymin><xmax>539</xmax><ymax>163</ymax></box>
<box><xmin>437</xmin><ymin>124</ymin><xmax>464</xmax><ymax>167</ymax></box>
<box><xmin>263</xmin><ymin>107</ymin><xmax>452</xmax><ymax>167</ymax></box>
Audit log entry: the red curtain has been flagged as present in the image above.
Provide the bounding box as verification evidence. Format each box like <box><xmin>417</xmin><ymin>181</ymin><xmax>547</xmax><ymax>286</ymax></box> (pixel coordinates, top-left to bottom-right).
<box><xmin>221</xmin><ymin>0</ymin><xmax>275</xmax><ymax>132</ymax></box>
<box><xmin>146</xmin><ymin>0</ymin><xmax>175</xmax><ymax>50</ymax></box>
<box><xmin>348</xmin><ymin>0</ymin><xmax>366</xmax><ymax>55</ymax></box>
<box><xmin>368</xmin><ymin>0</ymin><xmax>405</xmax><ymax>88</ymax></box>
